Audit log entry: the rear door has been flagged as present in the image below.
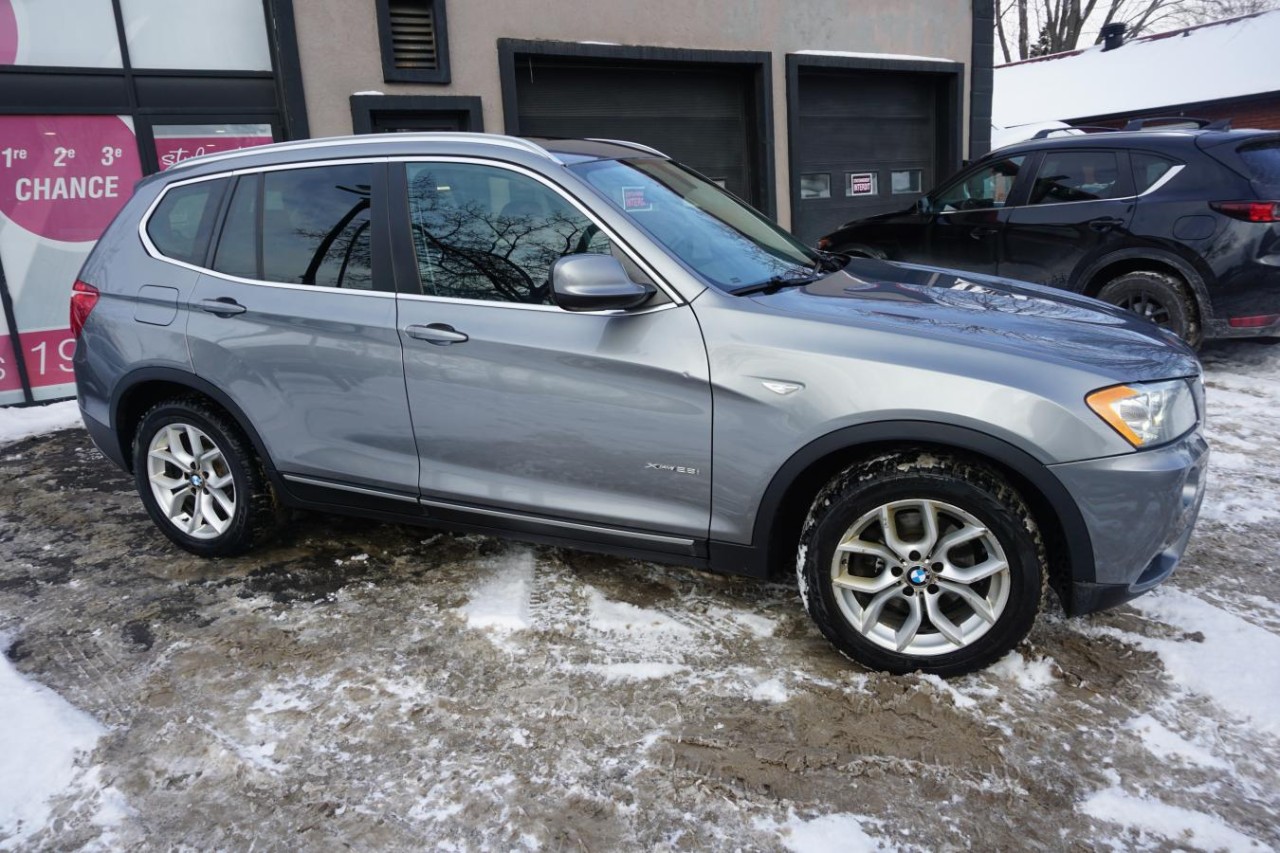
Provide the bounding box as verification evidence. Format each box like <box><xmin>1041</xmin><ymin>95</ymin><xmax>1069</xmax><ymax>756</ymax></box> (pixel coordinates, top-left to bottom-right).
<box><xmin>185</xmin><ymin>161</ymin><xmax>420</xmax><ymax>495</ymax></box>
<box><xmin>390</xmin><ymin>158</ymin><xmax>713</xmax><ymax>544</ymax></box>
<box><xmin>1001</xmin><ymin>149</ymin><xmax>1136</xmax><ymax>290</ymax></box>
<box><xmin>923</xmin><ymin>154</ymin><xmax>1029</xmax><ymax>275</ymax></box>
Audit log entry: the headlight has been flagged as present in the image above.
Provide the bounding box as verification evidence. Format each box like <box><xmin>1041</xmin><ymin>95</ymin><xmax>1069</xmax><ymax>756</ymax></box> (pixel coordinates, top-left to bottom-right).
<box><xmin>1086</xmin><ymin>379</ymin><xmax>1198</xmax><ymax>447</ymax></box>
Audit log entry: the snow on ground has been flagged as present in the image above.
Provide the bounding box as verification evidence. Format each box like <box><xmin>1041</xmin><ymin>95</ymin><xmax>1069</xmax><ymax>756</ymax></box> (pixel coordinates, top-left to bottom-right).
<box><xmin>0</xmin><ymin>400</ymin><xmax>79</xmax><ymax>448</ymax></box>
<box><xmin>1</xmin><ymin>341</ymin><xmax>1280</xmax><ymax>849</ymax></box>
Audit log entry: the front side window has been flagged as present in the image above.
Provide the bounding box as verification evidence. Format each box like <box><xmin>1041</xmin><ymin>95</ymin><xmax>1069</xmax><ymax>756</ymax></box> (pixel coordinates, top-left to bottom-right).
<box><xmin>571</xmin><ymin>157</ymin><xmax>821</xmax><ymax>292</ymax></box>
<box><xmin>404</xmin><ymin>162</ymin><xmax>649</xmax><ymax>304</ymax></box>
<box><xmin>1030</xmin><ymin>151</ymin><xmax>1123</xmax><ymax>204</ymax></box>
<box><xmin>147</xmin><ymin>178</ymin><xmax>227</xmax><ymax>266</ymax></box>
<box><xmin>213</xmin><ymin>165</ymin><xmax>374</xmax><ymax>289</ymax></box>
<box><xmin>932</xmin><ymin>157</ymin><xmax>1025</xmax><ymax>212</ymax></box>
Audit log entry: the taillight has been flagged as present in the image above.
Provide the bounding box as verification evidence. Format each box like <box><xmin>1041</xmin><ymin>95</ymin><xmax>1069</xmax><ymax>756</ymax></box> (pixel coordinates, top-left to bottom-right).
<box><xmin>1210</xmin><ymin>201</ymin><xmax>1280</xmax><ymax>222</ymax></box>
<box><xmin>70</xmin><ymin>279</ymin><xmax>99</xmax><ymax>338</ymax></box>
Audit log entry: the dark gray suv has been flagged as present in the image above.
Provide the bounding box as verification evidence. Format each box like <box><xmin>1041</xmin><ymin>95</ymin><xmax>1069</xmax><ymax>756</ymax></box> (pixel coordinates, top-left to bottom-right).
<box><xmin>72</xmin><ymin>134</ymin><xmax>1208</xmax><ymax>675</ymax></box>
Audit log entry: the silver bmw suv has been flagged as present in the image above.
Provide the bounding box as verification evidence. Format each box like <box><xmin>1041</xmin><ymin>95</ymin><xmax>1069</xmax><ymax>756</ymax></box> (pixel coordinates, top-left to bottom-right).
<box><xmin>72</xmin><ymin>133</ymin><xmax>1208</xmax><ymax>675</ymax></box>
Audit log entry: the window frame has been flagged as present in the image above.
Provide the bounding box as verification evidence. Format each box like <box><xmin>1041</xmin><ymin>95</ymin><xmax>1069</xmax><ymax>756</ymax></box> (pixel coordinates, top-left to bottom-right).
<box><xmin>144</xmin><ymin>177</ymin><xmax>230</xmax><ymax>268</ymax></box>
<box><xmin>137</xmin><ymin>158</ymin><xmax>395</xmax><ymax>296</ymax></box>
<box><xmin>387</xmin><ymin>156</ymin><xmax>681</xmax><ymax>312</ymax></box>
<box><xmin>375</xmin><ymin>0</ymin><xmax>451</xmax><ymax>85</ymax></box>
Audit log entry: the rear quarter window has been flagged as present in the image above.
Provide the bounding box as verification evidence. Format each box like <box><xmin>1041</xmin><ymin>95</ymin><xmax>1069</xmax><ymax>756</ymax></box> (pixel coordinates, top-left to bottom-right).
<box><xmin>146</xmin><ymin>178</ymin><xmax>227</xmax><ymax>265</ymax></box>
<box><xmin>1131</xmin><ymin>152</ymin><xmax>1179</xmax><ymax>194</ymax></box>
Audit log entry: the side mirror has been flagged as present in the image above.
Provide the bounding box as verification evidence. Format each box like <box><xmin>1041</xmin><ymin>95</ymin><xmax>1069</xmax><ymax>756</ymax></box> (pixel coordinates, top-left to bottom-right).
<box><xmin>551</xmin><ymin>255</ymin><xmax>655</xmax><ymax>312</ymax></box>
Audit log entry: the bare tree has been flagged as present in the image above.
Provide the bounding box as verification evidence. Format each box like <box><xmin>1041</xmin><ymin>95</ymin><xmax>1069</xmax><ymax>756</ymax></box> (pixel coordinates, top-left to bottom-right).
<box><xmin>995</xmin><ymin>0</ymin><xmax>1277</xmax><ymax>62</ymax></box>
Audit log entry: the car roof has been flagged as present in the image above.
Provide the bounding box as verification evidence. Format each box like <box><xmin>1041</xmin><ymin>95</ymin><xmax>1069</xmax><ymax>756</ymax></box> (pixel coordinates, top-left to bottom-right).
<box><xmin>990</xmin><ymin>126</ymin><xmax>1280</xmax><ymax>159</ymax></box>
<box><xmin>147</xmin><ymin>132</ymin><xmax>666</xmax><ymax>185</ymax></box>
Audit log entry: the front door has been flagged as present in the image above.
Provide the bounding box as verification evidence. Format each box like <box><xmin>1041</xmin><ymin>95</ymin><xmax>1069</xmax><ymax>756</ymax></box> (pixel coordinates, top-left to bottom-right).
<box><xmin>924</xmin><ymin>154</ymin><xmax>1029</xmax><ymax>276</ymax></box>
<box><xmin>1001</xmin><ymin>149</ymin><xmax>1135</xmax><ymax>290</ymax></box>
<box><xmin>391</xmin><ymin>159</ymin><xmax>713</xmax><ymax>540</ymax></box>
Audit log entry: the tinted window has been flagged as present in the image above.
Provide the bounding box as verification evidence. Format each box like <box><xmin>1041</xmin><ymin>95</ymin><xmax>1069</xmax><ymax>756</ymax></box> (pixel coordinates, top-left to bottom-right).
<box><xmin>1132</xmin><ymin>152</ymin><xmax>1179</xmax><ymax>193</ymax></box>
<box><xmin>1238</xmin><ymin>141</ymin><xmax>1280</xmax><ymax>187</ymax></box>
<box><xmin>933</xmin><ymin>157</ymin><xmax>1025</xmax><ymax>211</ymax></box>
<box><xmin>261</xmin><ymin>165</ymin><xmax>373</xmax><ymax>289</ymax></box>
<box><xmin>1030</xmin><ymin>151</ymin><xmax>1123</xmax><ymax>204</ymax></box>
<box><xmin>405</xmin><ymin>162</ymin><xmax>649</xmax><ymax>304</ymax></box>
<box><xmin>148</xmin><ymin>179</ymin><xmax>227</xmax><ymax>265</ymax></box>
<box><xmin>213</xmin><ymin>174</ymin><xmax>259</xmax><ymax>279</ymax></box>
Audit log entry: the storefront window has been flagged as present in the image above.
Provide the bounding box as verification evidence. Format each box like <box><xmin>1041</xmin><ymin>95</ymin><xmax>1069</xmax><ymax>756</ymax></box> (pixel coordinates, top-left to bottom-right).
<box><xmin>0</xmin><ymin>115</ymin><xmax>142</xmax><ymax>403</ymax></box>
<box><xmin>152</xmin><ymin>124</ymin><xmax>275</xmax><ymax>171</ymax></box>
<box><xmin>118</xmin><ymin>0</ymin><xmax>270</xmax><ymax>71</ymax></box>
<box><xmin>0</xmin><ymin>0</ymin><xmax>122</xmax><ymax>68</ymax></box>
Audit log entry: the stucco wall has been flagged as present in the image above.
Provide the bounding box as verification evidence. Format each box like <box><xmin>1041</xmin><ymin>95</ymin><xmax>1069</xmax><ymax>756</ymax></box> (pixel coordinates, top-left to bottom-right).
<box><xmin>292</xmin><ymin>0</ymin><xmax>974</xmax><ymax>226</ymax></box>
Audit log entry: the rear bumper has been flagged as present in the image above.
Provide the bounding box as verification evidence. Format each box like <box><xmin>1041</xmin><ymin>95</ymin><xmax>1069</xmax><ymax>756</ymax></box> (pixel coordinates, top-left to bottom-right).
<box><xmin>1050</xmin><ymin>429</ymin><xmax>1209</xmax><ymax>615</ymax></box>
<box><xmin>80</xmin><ymin>404</ymin><xmax>128</xmax><ymax>471</ymax></box>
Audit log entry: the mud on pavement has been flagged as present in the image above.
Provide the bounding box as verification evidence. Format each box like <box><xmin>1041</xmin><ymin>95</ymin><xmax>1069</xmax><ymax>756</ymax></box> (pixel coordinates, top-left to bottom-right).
<box><xmin>3</xmin><ymin>347</ymin><xmax>1280</xmax><ymax>850</ymax></box>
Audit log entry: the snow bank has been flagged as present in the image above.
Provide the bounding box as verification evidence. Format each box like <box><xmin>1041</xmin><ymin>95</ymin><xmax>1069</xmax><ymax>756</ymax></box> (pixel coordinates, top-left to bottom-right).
<box><xmin>0</xmin><ymin>637</ymin><xmax>105</xmax><ymax>845</ymax></box>
<box><xmin>0</xmin><ymin>400</ymin><xmax>81</xmax><ymax>447</ymax></box>
<box><xmin>994</xmin><ymin>11</ymin><xmax>1280</xmax><ymax>126</ymax></box>
<box><xmin>1129</xmin><ymin>588</ymin><xmax>1280</xmax><ymax>737</ymax></box>
<box><xmin>1081</xmin><ymin>788</ymin><xmax>1265</xmax><ymax>850</ymax></box>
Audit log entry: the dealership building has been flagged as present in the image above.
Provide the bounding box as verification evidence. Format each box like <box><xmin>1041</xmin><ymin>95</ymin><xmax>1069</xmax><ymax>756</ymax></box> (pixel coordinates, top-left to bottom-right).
<box><xmin>0</xmin><ymin>0</ymin><xmax>993</xmax><ymax>405</ymax></box>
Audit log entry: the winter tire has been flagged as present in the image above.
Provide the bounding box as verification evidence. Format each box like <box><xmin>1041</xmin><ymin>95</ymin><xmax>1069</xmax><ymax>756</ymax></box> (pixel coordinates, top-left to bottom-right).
<box><xmin>132</xmin><ymin>398</ymin><xmax>277</xmax><ymax>557</ymax></box>
<box><xmin>797</xmin><ymin>451</ymin><xmax>1044</xmax><ymax>677</ymax></box>
<box><xmin>1097</xmin><ymin>270</ymin><xmax>1200</xmax><ymax>347</ymax></box>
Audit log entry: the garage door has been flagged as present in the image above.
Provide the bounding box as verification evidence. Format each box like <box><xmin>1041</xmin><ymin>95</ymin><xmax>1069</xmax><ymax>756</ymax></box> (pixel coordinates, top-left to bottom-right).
<box><xmin>513</xmin><ymin>60</ymin><xmax>762</xmax><ymax>209</ymax></box>
<box><xmin>793</xmin><ymin>69</ymin><xmax>943</xmax><ymax>244</ymax></box>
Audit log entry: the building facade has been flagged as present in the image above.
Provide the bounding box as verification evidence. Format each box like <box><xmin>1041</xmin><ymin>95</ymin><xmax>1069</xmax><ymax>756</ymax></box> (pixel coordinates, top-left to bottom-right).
<box><xmin>0</xmin><ymin>0</ymin><xmax>993</xmax><ymax>406</ymax></box>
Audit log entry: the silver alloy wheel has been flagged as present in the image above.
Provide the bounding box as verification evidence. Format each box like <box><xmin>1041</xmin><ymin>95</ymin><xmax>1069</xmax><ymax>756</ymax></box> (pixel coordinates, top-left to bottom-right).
<box><xmin>146</xmin><ymin>423</ymin><xmax>236</xmax><ymax>540</ymax></box>
<box><xmin>829</xmin><ymin>498</ymin><xmax>1011</xmax><ymax>657</ymax></box>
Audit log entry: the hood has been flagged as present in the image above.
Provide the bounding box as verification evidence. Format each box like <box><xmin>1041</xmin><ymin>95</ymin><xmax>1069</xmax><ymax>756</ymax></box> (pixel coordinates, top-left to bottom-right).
<box><xmin>752</xmin><ymin>258</ymin><xmax>1200</xmax><ymax>382</ymax></box>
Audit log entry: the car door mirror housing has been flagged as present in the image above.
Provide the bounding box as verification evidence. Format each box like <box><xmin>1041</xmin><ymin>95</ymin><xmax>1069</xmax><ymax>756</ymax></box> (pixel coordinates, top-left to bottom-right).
<box><xmin>551</xmin><ymin>255</ymin><xmax>655</xmax><ymax>312</ymax></box>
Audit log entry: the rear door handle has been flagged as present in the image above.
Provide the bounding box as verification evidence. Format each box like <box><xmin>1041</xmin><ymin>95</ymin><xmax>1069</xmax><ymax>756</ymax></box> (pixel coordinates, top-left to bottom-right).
<box><xmin>198</xmin><ymin>297</ymin><xmax>247</xmax><ymax>316</ymax></box>
<box><xmin>970</xmin><ymin>227</ymin><xmax>999</xmax><ymax>239</ymax></box>
<box><xmin>405</xmin><ymin>323</ymin><xmax>469</xmax><ymax>345</ymax></box>
<box><xmin>1089</xmin><ymin>217</ymin><xmax>1125</xmax><ymax>232</ymax></box>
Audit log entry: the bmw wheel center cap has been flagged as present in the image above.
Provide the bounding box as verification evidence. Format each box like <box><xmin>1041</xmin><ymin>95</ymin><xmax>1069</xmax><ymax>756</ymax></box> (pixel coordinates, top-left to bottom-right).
<box><xmin>908</xmin><ymin>567</ymin><xmax>929</xmax><ymax>586</ymax></box>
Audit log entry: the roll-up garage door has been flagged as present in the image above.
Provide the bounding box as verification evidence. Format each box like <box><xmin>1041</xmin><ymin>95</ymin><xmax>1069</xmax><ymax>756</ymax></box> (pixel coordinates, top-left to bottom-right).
<box><xmin>514</xmin><ymin>60</ymin><xmax>761</xmax><ymax>209</ymax></box>
<box><xmin>793</xmin><ymin>69</ymin><xmax>942</xmax><ymax>244</ymax></box>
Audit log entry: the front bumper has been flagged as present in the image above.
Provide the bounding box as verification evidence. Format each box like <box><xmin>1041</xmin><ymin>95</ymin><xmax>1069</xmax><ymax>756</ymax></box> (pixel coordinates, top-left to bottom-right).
<box><xmin>1049</xmin><ymin>428</ymin><xmax>1209</xmax><ymax>615</ymax></box>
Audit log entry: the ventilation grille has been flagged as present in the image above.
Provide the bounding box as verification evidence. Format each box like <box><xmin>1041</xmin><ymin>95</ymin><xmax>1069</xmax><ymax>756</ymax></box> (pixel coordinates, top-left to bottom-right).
<box><xmin>388</xmin><ymin>1</ymin><xmax>437</xmax><ymax>70</ymax></box>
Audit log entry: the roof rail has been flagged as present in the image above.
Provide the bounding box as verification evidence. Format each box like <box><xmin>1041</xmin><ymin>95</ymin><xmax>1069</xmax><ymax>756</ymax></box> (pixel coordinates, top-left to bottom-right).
<box><xmin>1121</xmin><ymin>116</ymin><xmax>1218</xmax><ymax>131</ymax></box>
<box><xmin>1031</xmin><ymin>125</ymin><xmax>1119</xmax><ymax>139</ymax></box>
<box><xmin>585</xmin><ymin>138</ymin><xmax>670</xmax><ymax>158</ymax></box>
<box><xmin>165</xmin><ymin>132</ymin><xmax>563</xmax><ymax>172</ymax></box>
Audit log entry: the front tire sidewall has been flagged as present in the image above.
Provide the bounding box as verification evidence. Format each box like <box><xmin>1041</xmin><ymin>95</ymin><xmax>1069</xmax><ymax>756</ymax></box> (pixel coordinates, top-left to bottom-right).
<box><xmin>800</xmin><ymin>467</ymin><xmax>1041</xmax><ymax>676</ymax></box>
<box><xmin>133</xmin><ymin>402</ymin><xmax>258</xmax><ymax>557</ymax></box>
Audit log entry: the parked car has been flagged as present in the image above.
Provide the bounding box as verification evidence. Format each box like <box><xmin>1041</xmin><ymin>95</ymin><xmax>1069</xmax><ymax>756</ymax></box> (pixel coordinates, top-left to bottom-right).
<box><xmin>819</xmin><ymin>121</ymin><xmax>1280</xmax><ymax>346</ymax></box>
<box><xmin>72</xmin><ymin>133</ymin><xmax>1207</xmax><ymax>676</ymax></box>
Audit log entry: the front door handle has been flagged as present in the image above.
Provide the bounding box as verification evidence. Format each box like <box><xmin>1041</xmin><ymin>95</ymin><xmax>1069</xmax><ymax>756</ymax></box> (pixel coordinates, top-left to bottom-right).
<box><xmin>405</xmin><ymin>323</ymin><xmax>469</xmax><ymax>345</ymax></box>
<box><xmin>198</xmin><ymin>297</ymin><xmax>247</xmax><ymax>316</ymax></box>
<box><xmin>1089</xmin><ymin>217</ymin><xmax>1125</xmax><ymax>232</ymax></box>
<box><xmin>969</xmin><ymin>226</ymin><xmax>999</xmax><ymax>239</ymax></box>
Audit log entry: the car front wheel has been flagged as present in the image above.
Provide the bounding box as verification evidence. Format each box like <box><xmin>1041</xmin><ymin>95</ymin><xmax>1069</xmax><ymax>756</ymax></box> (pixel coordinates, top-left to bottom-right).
<box><xmin>797</xmin><ymin>451</ymin><xmax>1044</xmax><ymax>676</ymax></box>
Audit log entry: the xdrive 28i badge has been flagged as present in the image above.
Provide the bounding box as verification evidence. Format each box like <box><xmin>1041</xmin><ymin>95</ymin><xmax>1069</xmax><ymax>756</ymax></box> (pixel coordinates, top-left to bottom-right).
<box><xmin>645</xmin><ymin>462</ymin><xmax>701</xmax><ymax>476</ymax></box>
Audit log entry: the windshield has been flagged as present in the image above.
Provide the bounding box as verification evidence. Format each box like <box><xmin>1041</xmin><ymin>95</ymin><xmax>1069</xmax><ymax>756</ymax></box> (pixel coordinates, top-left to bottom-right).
<box><xmin>569</xmin><ymin>158</ymin><xmax>821</xmax><ymax>291</ymax></box>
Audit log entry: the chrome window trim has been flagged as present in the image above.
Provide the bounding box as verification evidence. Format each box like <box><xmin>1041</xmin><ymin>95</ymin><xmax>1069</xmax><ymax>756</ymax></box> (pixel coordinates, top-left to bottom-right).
<box><xmin>392</xmin><ymin>154</ymin><xmax>685</xmax><ymax>308</ymax></box>
<box><xmin>162</xmin><ymin>132</ymin><xmax>560</xmax><ymax>174</ymax></box>
<box><xmin>417</xmin><ymin>497</ymin><xmax>696</xmax><ymax>547</ymax></box>
<box><xmin>282</xmin><ymin>474</ymin><xmax>418</xmax><ymax>503</ymax></box>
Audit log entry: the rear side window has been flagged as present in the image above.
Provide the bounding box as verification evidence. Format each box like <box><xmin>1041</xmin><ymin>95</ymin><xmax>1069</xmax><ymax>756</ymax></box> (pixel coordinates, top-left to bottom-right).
<box><xmin>1030</xmin><ymin>151</ymin><xmax>1123</xmax><ymax>204</ymax></box>
<box><xmin>212</xmin><ymin>164</ymin><xmax>375</xmax><ymax>289</ymax></box>
<box><xmin>1132</xmin><ymin>152</ymin><xmax>1179</xmax><ymax>193</ymax></box>
<box><xmin>1238</xmin><ymin>141</ymin><xmax>1280</xmax><ymax>186</ymax></box>
<box><xmin>147</xmin><ymin>179</ymin><xmax>227</xmax><ymax>265</ymax></box>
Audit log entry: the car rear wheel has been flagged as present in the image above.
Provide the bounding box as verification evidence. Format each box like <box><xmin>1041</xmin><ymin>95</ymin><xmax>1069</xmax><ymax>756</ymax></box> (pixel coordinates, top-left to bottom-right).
<box><xmin>1097</xmin><ymin>270</ymin><xmax>1200</xmax><ymax>347</ymax></box>
<box><xmin>796</xmin><ymin>451</ymin><xmax>1044</xmax><ymax>676</ymax></box>
<box><xmin>133</xmin><ymin>398</ymin><xmax>277</xmax><ymax>557</ymax></box>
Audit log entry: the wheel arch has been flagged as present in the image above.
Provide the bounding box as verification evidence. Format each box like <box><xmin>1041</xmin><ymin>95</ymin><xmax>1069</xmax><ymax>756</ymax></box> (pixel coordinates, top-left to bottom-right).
<box><xmin>111</xmin><ymin>367</ymin><xmax>276</xmax><ymax>479</ymax></box>
<box><xmin>730</xmin><ymin>421</ymin><xmax>1095</xmax><ymax>609</ymax></box>
<box><xmin>1078</xmin><ymin>247</ymin><xmax>1213</xmax><ymax>323</ymax></box>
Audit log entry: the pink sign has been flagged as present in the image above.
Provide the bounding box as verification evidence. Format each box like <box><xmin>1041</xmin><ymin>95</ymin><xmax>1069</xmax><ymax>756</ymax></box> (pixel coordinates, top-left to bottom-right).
<box><xmin>0</xmin><ymin>115</ymin><xmax>142</xmax><ymax>243</ymax></box>
<box><xmin>0</xmin><ymin>327</ymin><xmax>73</xmax><ymax>392</ymax></box>
<box><xmin>155</xmin><ymin>134</ymin><xmax>274</xmax><ymax>171</ymax></box>
<box><xmin>0</xmin><ymin>0</ymin><xmax>16</xmax><ymax>66</ymax></box>
<box><xmin>0</xmin><ymin>331</ymin><xmax>20</xmax><ymax>393</ymax></box>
